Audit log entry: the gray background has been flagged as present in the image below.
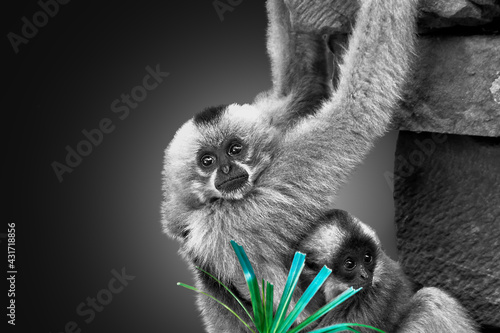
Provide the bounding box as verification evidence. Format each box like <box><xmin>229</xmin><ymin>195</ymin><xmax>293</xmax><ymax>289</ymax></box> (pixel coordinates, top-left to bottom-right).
<box><xmin>5</xmin><ymin>1</ymin><xmax>398</xmax><ymax>332</ymax></box>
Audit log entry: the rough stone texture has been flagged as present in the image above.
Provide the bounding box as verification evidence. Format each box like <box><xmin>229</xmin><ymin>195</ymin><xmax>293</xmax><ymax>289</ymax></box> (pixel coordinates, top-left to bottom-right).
<box><xmin>419</xmin><ymin>0</ymin><xmax>500</xmax><ymax>29</ymax></box>
<box><xmin>492</xmin><ymin>75</ymin><xmax>500</xmax><ymax>104</ymax></box>
<box><xmin>394</xmin><ymin>131</ymin><xmax>500</xmax><ymax>327</ymax></box>
<box><xmin>394</xmin><ymin>35</ymin><xmax>500</xmax><ymax>137</ymax></box>
<box><xmin>284</xmin><ymin>0</ymin><xmax>500</xmax><ymax>33</ymax></box>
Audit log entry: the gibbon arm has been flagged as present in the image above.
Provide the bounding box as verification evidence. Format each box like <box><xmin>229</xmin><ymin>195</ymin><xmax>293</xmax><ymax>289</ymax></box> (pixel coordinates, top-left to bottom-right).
<box><xmin>266</xmin><ymin>0</ymin><xmax>418</xmax><ymax>206</ymax></box>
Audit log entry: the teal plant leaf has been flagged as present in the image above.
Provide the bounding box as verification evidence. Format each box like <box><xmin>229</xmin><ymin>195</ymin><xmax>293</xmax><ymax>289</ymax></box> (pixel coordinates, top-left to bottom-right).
<box><xmin>178</xmin><ymin>240</ymin><xmax>385</xmax><ymax>333</ymax></box>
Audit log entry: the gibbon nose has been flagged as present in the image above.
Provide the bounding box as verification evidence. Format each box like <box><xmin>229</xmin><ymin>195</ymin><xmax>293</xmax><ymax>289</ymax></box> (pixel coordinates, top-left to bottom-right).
<box><xmin>221</xmin><ymin>165</ymin><xmax>231</xmax><ymax>174</ymax></box>
<box><xmin>359</xmin><ymin>267</ymin><xmax>370</xmax><ymax>280</ymax></box>
<box><xmin>358</xmin><ymin>267</ymin><xmax>373</xmax><ymax>287</ymax></box>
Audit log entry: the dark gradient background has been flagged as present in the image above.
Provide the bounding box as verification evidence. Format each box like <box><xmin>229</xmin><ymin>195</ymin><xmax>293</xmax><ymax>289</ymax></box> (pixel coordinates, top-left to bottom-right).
<box><xmin>5</xmin><ymin>1</ymin><xmax>398</xmax><ymax>332</ymax></box>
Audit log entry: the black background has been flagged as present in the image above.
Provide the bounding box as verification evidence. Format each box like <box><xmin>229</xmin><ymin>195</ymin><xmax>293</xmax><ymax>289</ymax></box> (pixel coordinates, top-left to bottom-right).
<box><xmin>4</xmin><ymin>1</ymin><xmax>399</xmax><ymax>332</ymax></box>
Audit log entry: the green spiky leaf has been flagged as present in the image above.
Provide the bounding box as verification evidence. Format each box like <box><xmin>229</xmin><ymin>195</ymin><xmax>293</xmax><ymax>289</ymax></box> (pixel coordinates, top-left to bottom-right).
<box><xmin>176</xmin><ymin>282</ymin><xmax>256</xmax><ymax>333</ymax></box>
<box><xmin>178</xmin><ymin>240</ymin><xmax>385</xmax><ymax>333</ymax></box>
<box><xmin>277</xmin><ymin>265</ymin><xmax>332</xmax><ymax>332</ymax></box>
<box><xmin>265</xmin><ymin>281</ymin><xmax>274</xmax><ymax>331</ymax></box>
<box><xmin>309</xmin><ymin>323</ymin><xmax>385</xmax><ymax>333</ymax></box>
<box><xmin>231</xmin><ymin>240</ymin><xmax>267</xmax><ymax>332</ymax></box>
<box><xmin>288</xmin><ymin>287</ymin><xmax>362</xmax><ymax>333</ymax></box>
<box><xmin>195</xmin><ymin>265</ymin><xmax>255</xmax><ymax>324</ymax></box>
<box><xmin>271</xmin><ymin>251</ymin><xmax>306</xmax><ymax>333</ymax></box>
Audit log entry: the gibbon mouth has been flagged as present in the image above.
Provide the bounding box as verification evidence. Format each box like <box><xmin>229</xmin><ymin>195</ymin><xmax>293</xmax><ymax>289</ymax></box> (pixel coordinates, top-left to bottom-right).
<box><xmin>355</xmin><ymin>280</ymin><xmax>374</xmax><ymax>290</ymax></box>
<box><xmin>216</xmin><ymin>173</ymin><xmax>249</xmax><ymax>192</ymax></box>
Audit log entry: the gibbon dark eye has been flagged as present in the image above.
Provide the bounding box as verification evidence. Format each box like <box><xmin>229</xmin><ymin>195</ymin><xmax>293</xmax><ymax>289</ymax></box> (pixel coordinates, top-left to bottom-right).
<box><xmin>201</xmin><ymin>155</ymin><xmax>216</xmax><ymax>167</ymax></box>
<box><xmin>344</xmin><ymin>258</ymin><xmax>356</xmax><ymax>271</ymax></box>
<box><xmin>364</xmin><ymin>253</ymin><xmax>373</xmax><ymax>264</ymax></box>
<box><xmin>228</xmin><ymin>143</ymin><xmax>243</xmax><ymax>156</ymax></box>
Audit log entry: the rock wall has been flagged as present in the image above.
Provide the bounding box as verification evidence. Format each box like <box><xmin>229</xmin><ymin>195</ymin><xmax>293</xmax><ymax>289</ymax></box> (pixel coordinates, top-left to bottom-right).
<box><xmin>394</xmin><ymin>132</ymin><xmax>500</xmax><ymax>327</ymax></box>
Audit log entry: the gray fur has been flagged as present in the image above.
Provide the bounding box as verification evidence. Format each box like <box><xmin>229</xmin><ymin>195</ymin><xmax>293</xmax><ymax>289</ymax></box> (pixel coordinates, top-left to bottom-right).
<box><xmin>162</xmin><ymin>0</ymin><xmax>418</xmax><ymax>331</ymax></box>
<box><xmin>301</xmin><ymin>210</ymin><xmax>478</xmax><ymax>333</ymax></box>
<box><xmin>260</xmin><ymin>0</ymin><xmax>335</xmax><ymax>130</ymax></box>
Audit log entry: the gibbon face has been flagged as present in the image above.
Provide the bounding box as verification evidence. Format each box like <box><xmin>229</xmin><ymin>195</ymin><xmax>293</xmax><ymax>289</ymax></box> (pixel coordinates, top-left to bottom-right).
<box><xmin>331</xmin><ymin>235</ymin><xmax>378</xmax><ymax>289</ymax></box>
<box><xmin>300</xmin><ymin>211</ymin><xmax>382</xmax><ymax>299</ymax></box>
<box><xmin>164</xmin><ymin>103</ymin><xmax>278</xmax><ymax>207</ymax></box>
<box><xmin>197</xmin><ymin>135</ymin><xmax>250</xmax><ymax>195</ymax></box>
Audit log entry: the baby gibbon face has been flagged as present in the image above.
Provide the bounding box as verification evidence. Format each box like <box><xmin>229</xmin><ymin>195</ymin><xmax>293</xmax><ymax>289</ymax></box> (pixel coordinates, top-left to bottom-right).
<box><xmin>164</xmin><ymin>103</ymin><xmax>277</xmax><ymax>206</ymax></box>
<box><xmin>300</xmin><ymin>210</ymin><xmax>382</xmax><ymax>299</ymax></box>
<box><xmin>331</xmin><ymin>236</ymin><xmax>378</xmax><ymax>289</ymax></box>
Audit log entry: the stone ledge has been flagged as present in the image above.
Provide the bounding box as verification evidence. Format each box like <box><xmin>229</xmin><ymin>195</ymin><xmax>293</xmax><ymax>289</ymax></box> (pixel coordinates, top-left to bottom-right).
<box><xmin>285</xmin><ymin>0</ymin><xmax>500</xmax><ymax>33</ymax></box>
<box><xmin>394</xmin><ymin>35</ymin><xmax>500</xmax><ymax>137</ymax></box>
